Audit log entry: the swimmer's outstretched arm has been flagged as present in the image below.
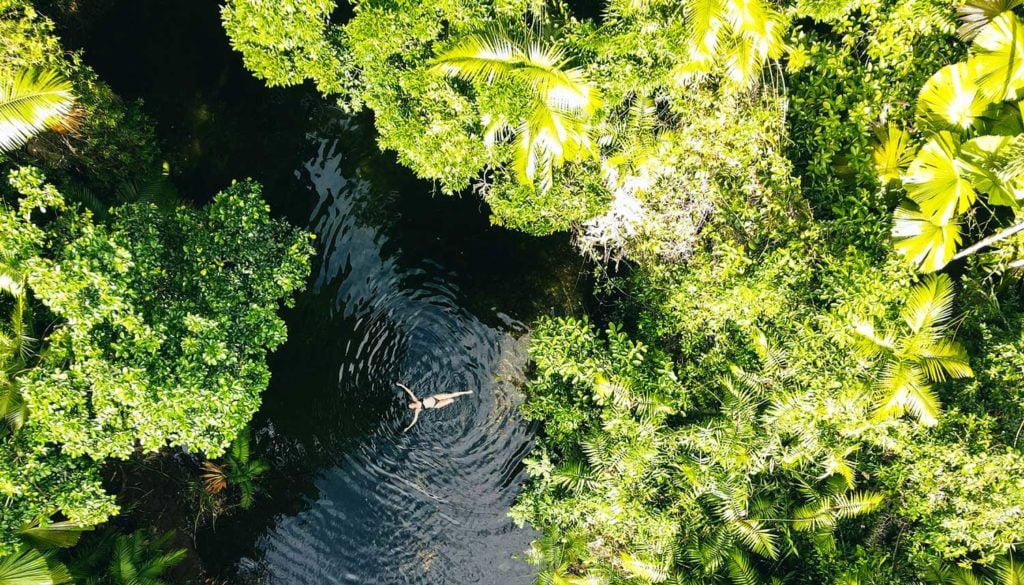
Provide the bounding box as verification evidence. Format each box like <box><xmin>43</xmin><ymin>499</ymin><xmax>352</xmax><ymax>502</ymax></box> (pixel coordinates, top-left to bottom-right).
<box><xmin>403</xmin><ymin>406</ymin><xmax>421</xmax><ymax>433</ymax></box>
<box><xmin>396</xmin><ymin>382</ymin><xmax>419</xmax><ymax>402</ymax></box>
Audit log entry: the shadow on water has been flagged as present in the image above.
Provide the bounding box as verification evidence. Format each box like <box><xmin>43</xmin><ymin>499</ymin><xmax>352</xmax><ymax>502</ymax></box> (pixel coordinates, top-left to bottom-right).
<box><xmin>54</xmin><ymin>1</ymin><xmax>594</xmax><ymax>583</ymax></box>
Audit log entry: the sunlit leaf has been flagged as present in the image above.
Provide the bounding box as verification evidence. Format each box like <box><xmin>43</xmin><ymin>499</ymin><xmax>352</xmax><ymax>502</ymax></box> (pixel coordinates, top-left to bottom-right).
<box><xmin>873</xmin><ymin>123</ymin><xmax>915</xmax><ymax>184</ymax></box>
<box><xmin>901</xmin><ymin>273</ymin><xmax>956</xmax><ymax>332</ymax></box>
<box><xmin>903</xmin><ymin>132</ymin><xmax>976</xmax><ymax>223</ymax></box>
<box><xmin>971</xmin><ymin>11</ymin><xmax>1024</xmax><ymax>101</ymax></box>
<box><xmin>917</xmin><ymin>62</ymin><xmax>991</xmax><ymax>132</ymax></box>
<box><xmin>892</xmin><ymin>205</ymin><xmax>962</xmax><ymax>273</ymax></box>
<box><xmin>0</xmin><ymin>69</ymin><xmax>74</xmax><ymax>153</ymax></box>
<box><xmin>958</xmin><ymin>0</ymin><xmax>1024</xmax><ymax>40</ymax></box>
<box><xmin>959</xmin><ymin>134</ymin><xmax>1024</xmax><ymax>205</ymax></box>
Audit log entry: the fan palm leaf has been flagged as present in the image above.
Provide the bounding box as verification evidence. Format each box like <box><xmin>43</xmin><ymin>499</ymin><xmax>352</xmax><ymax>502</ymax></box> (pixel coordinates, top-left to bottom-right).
<box><xmin>892</xmin><ymin>205</ymin><xmax>962</xmax><ymax>273</ymax></box>
<box><xmin>917</xmin><ymin>62</ymin><xmax>991</xmax><ymax>132</ymax></box>
<box><xmin>873</xmin><ymin>123</ymin><xmax>915</xmax><ymax>184</ymax></box>
<box><xmin>903</xmin><ymin>132</ymin><xmax>976</xmax><ymax>223</ymax></box>
<box><xmin>971</xmin><ymin>11</ymin><xmax>1024</xmax><ymax>101</ymax></box>
<box><xmin>0</xmin><ymin>69</ymin><xmax>74</xmax><ymax>153</ymax></box>
<box><xmin>958</xmin><ymin>0</ymin><xmax>1024</xmax><ymax>40</ymax></box>
<box><xmin>959</xmin><ymin>134</ymin><xmax>1024</xmax><ymax>205</ymax></box>
<box><xmin>0</xmin><ymin>546</ymin><xmax>68</xmax><ymax>585</ymax></box>
<box><xmin>18</xmin><ymin>520</ymin><xmax>91</xmax><ymax>550</ymax></box>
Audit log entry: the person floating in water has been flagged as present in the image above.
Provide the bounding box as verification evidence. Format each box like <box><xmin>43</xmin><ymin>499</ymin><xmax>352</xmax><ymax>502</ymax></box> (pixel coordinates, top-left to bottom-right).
<box><xmin>397</xmin><ymin>382</ymin><xmax>473</xmax><ymax>432</ymax></box>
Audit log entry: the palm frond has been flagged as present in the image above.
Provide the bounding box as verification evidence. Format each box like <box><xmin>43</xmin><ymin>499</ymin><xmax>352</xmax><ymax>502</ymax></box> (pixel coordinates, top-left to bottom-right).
<box><xmin>996</xmin><ymin>555</ymin><xmax>1024</xmax><ymax>585</ymax></box>
<box><xmin>972</xmin><ymin>11</ymin><xmax>1024</xmax><ymax>101</ymax></box>
<box><xmin>873</xmin><ymin>123</ymin><xmax>915</xmax><ymax>184</ymax></box>
<box><xmin>876</xmin><ymin>361</ymin><xmax>941</xmax><ymax>426</ymax></box>
<box><xmin>958</xmin><ymin>0</ymin><xmax>1024</xmax><ymax>40</ymax></box>
<box><xmin>901</xmin><ymin>274</ymin><xmax>956</xmax><ymax>332</ymax></box>
<box><xmin>18</xmin><ymin>520</ymin><xmax>92</xmax><ymax>550</ymax></box>
<box><xmin>730</xmin><ymin>519</ymin><xmax>778</xmax><ymax>560</ymax></box>
<box><xmin>902</xmin><ymin>132</ymin><xmax>976</xmax><ymax>224</ymax></box>
<box><xmin>725</xmin><ymin>548</ymin><xmax>760</xmax><ymax>585</ymax></box>
<box><xmin>0</xmin><ymin>546</ymin><xmax>68</xmax><ymax>585</ymax></box>
<box><xmin>0</xmin><ymin>69</ymin><xmax>74</xmax><ymax>153</ymax></box>
<box><xmin>917</xmin><ymin>62</ymin><xmax>990</xmax><ymax>132</ymax></box>
<box><xmin>892</xmin><ymin>205</ymin><xmax>962</xmax><ymax>273</ymax></box>
<box><xmin>916</xmin><ymin>339</ymin><xmax>974</xmax><ymax>380</ymax></box>
<box><xmin>552</xmin><ymin>460</ymin><xmax>600</xmax><ymax>494</ymax></box>
<box><xmin>620</xmin><ymin>552</ymin><xmax>670</xmax><ymax>583</ymax></box>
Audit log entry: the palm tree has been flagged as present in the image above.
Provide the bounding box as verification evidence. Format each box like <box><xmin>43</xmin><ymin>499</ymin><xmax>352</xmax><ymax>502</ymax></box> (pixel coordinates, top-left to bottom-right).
<box><xmin>852</xmin><ymin>274</ymin><xmax>973</xmax><ymax>426</ymax></box>
<box><xmin>0</xmin><ymin>69</ymin><xmax>74</xmax><ymax>153</ymax></box>
<box><xmin>68</xmin><ymin>530</ymin><xmax>185</xmax><ymax>585</ymax></box>
<box><xmin>431</xmin><ymin>26</ymin><xmax>602</xmax><ymax>192</ymax></box>
<box><xmin>200</xmin><ymin>425</ymin><xmax>269</xmax><ymax>509</ymax></box>
<box><xmin>672</xmin><ymin>0</ymin><xmax>786</xmax><ymax>91</ymax></box>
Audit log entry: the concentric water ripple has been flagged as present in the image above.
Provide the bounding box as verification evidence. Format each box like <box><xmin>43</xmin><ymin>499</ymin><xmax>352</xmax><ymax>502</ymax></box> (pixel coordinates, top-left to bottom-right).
<box><xmin>223</xmin><ymin>127</ymin><xmax>539</xmax><ymax>585</ymax></box>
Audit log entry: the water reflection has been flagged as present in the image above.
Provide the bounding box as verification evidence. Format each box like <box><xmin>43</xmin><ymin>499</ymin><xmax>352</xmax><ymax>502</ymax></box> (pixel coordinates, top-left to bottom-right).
<box><xmin>221</xmin><ymin>125</ymin><xmax>538</xmax><ymax>585</ymax></box>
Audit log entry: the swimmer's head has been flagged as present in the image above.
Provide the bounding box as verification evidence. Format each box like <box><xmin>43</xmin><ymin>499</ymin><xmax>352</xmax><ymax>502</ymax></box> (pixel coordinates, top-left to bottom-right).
<box><xmin>408</xmin><ymin>401</ymin><xmax>421</xmax><ymax>409</ymax></box>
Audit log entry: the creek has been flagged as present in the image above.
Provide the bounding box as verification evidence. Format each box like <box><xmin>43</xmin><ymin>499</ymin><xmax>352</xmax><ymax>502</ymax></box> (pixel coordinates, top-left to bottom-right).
<box><xmin>64</xmin><ymin>1</ymin><xmax>591</xmax><ymax>582</ymax></box>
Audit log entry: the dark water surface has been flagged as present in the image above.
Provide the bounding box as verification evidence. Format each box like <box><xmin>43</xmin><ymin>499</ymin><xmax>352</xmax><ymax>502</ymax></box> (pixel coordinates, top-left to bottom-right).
<box><xmin>62</xmin><ymin>1</ymin><xmax>590</xmax><ymax>583</ymax></box>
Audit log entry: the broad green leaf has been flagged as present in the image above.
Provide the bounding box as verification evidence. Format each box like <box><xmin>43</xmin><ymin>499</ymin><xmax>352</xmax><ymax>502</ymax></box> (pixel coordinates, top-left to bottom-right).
<box><xmin>979</xmin><ymin>101</ymin><xmax>1024</xmax><ymax>135</ymax></box>
<box><xmin>917</xmin><ymin>62</ymin><xmax>991</xmax><ymax>132</ymax></box>
<box><xmin>971</xmin><ymin>12</ymin><xmax>1024</xmax><ymax>101</ymax></box>
<box><xmin>960</xmin><ymin>134</ymin><xmax>1024</xmax><ymax>205</ymax></box>
<box><xmin>903</xmin><ymin>132</ymin><xmax>976</xmax><ymax>223</ymax></box>
<box><xmin>18</xmin><ymin>521</ymin><xmax>92</xmax><ymax>550</ymax></box>
<box><xmin>893</xmin><ymin>206</ymin><xmax>962</xmax><ymax>272</ymax></box>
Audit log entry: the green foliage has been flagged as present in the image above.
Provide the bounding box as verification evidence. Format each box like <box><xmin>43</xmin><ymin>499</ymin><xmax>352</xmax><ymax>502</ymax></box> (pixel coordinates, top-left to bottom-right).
<box><xmin>0</xmin><ymin>546</ymin><xmax>69</xmax><ymax>585</ymax></box>
<box><xmin>431</xmin><ymin>25</ymin><xmax>602</xmax><ymax>192</ymax></box>
<box><xmin>852</xmin><ymin>274</ymin><xmax>973</xmax><ymax>426</ymax></box>
<box><xmin>0</xmin><ymin>169</ymin><xmax>312</xmax><ymax>555</ymax></box>
<box><xmin>0</xmin><ymin>69</ymin><xmax>73</xmax><ymax>153</ymax></box>
<box><xmin>0</xmin><ymin>0</ymin><xmax>160</xmax><ymax>187</ymax></box>
<box><xmin>201</xmin><ymin>424</ymin><xmax>269</xmax><ymax>509</ymax></box>
<box><xmin>67</xmin><ymin>529</ymin><xmax>185</xmax><ymax>585</ymax></box>
<box><xmin>222</xmin><ymin>0</ymin><xmax>793</xmax><ymax>239</ymax></box>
